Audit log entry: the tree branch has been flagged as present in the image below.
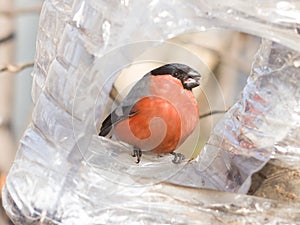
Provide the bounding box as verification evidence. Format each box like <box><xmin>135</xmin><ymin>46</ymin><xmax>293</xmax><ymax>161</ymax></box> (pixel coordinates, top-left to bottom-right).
<box><xmin>0</xmin><ymin>62</ymin><xmax>34</xmax><ymax>73</ymax></box>
<box><xmin>199</xmin><ymin>110</ymin><xmax>228</xmax><ymax>119</ymax></box>
<box><xmin>0</xmin><ymin>33</ymin><xmax>15</xmax><ymax>44</ymax></box>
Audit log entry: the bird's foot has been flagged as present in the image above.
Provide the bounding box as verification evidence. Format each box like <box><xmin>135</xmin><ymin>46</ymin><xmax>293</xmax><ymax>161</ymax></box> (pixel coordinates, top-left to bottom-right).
<box><xmin>171</xmin><ymin>152</ymin><xmax>185</xmax><ymax>164</ymax></box>
<box><xmin>132</xmin><ymin>147</ymin><xmax>142</xmax><ymax>164</ymax></box>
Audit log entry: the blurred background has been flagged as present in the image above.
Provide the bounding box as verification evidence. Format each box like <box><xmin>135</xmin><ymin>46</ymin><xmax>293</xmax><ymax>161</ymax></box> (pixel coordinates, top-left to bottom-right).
<box><xmin>0</xmin><ymin>0</ymin><xmax>42</xmax><ymax>224</ymax></box>
<box><xmin>0</xmin><ymin>0</ymin><xmax>270</xmax><ymax>224</ymax></box>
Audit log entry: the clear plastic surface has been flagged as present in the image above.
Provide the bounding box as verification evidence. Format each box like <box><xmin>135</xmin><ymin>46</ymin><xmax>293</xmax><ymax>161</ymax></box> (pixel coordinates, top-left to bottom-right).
<box><xmin>2</xmin><ymin>0</ymin><xmax>300</xmax><ymax>224</ymax></box>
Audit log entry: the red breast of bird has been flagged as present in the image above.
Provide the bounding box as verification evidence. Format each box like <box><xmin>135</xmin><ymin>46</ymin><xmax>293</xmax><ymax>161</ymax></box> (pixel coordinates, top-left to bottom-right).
<box><xmin>112</xmin><ymin>73</ymin><xmax>199</xmax><ymax>154</ymax></box>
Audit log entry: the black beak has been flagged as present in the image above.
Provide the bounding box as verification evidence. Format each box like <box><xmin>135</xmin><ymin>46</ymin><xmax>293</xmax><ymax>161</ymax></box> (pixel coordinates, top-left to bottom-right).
<box><xmin>184</xmin><ymin>70</ymin><xmax>201</xmax><ymax>89</ymax></box>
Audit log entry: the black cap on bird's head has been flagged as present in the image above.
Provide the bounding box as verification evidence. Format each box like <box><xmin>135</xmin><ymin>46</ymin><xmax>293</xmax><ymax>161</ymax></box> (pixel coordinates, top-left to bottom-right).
<box><xmin>150</xmin><ymin>63</ymin><xmax>201</xmax><ymax>90</ymax></box>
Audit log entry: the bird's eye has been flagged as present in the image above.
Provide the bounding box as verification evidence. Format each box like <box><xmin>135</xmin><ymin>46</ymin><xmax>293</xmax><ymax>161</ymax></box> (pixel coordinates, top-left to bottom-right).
<box><xmin>174</xmin><ymin>72</ymin><xmax>178</xmax><ymax>76</ymax></box>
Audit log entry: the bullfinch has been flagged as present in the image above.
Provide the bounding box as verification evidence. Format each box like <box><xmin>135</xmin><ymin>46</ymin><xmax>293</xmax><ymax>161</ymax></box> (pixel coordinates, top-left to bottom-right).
<box><xmin>99</xmin><ymin>63</ymin><xmax>200</xmax><ymax>163</ymax></box>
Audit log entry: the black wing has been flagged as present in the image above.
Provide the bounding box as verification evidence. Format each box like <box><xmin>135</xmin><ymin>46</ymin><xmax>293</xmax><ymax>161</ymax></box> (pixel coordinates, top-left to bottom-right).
<box><xmin>99</xmin><ymin>113</ymin><xmax>113</xmax><ymax>137</ymax></box>
<box><xmin>99</xmin><ymin>105</ymin><xmax>137</xmax><ymax>137</ymax></box>
<box><xmin>99</xmin><ymin>73</ymin><xmax>151</xmax><ymax>137</ymax></box>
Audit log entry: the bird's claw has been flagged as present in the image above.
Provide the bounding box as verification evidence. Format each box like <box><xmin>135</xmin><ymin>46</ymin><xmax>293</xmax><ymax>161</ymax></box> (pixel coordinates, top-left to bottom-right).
<box><xmin>132</xmin><ymin>147</ymin><xmax>142</xmax><ymax>164</ymax></box>
<box><xmin>171</xmin><ymin>152</ymin><xmax>185</xmax><ymax>164</ymax></box>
